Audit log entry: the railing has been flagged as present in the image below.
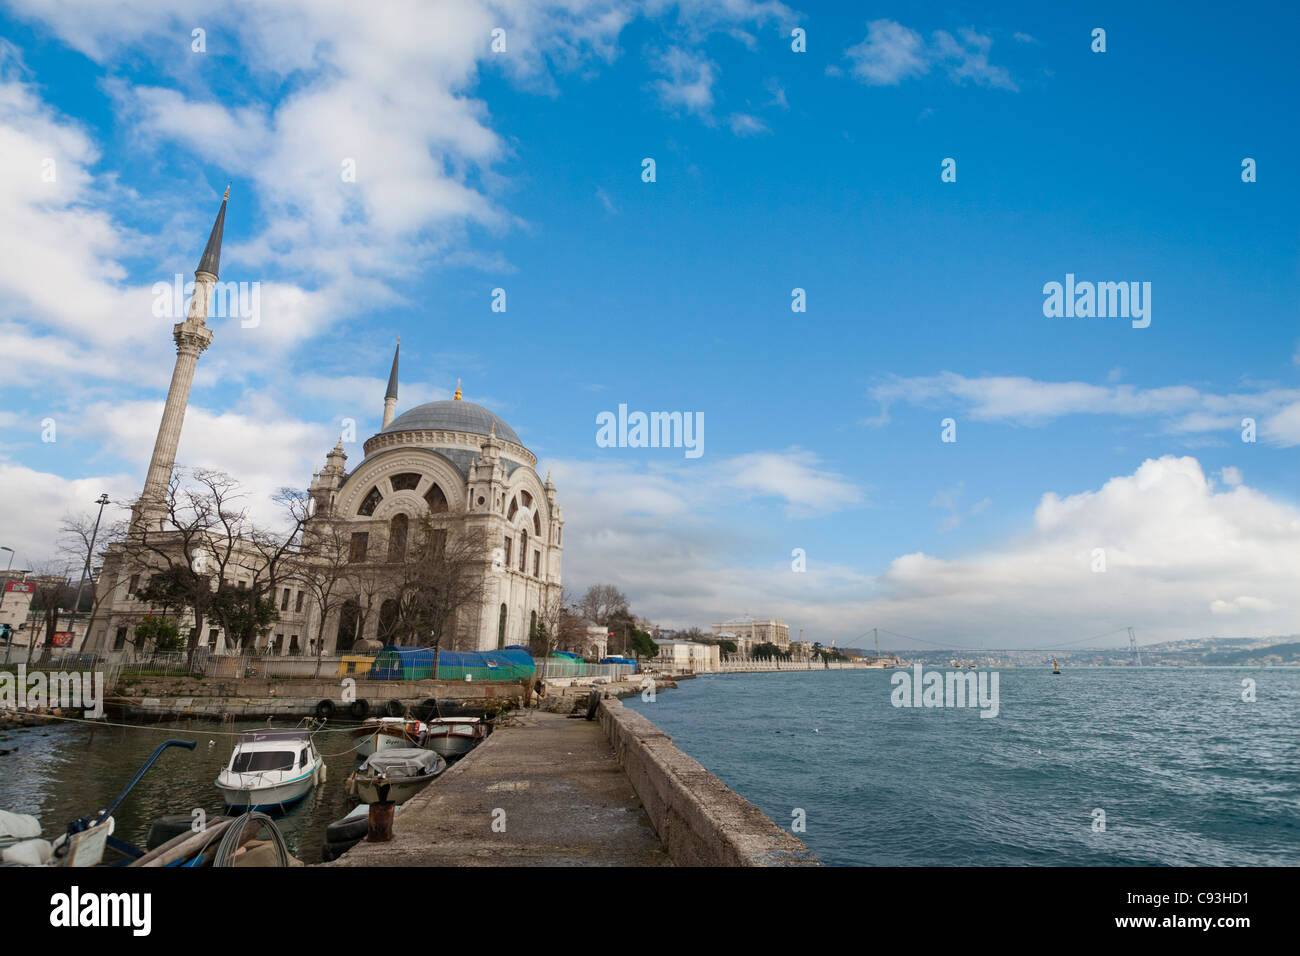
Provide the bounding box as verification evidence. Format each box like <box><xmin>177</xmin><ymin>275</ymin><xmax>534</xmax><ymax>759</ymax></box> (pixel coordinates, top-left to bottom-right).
<box><xmin>535</xmin><ymin>661</ymin><xmax>636</xmax><ymax>681</ymax></box>
<box><xmin>713</xmin><ymin>659</ymin><xmax>883</xmax><ymax>672</ymax></box>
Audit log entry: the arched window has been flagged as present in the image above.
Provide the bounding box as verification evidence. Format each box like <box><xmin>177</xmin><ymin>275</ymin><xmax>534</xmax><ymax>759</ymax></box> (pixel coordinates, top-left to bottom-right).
<box><xmin>336</xmin><ymin>600</ymin><xmax>360</xmax><ymax>652</ymax></box>
<box><xmin>507</xmin><ymin>496</ymin><xmax>518</xmax><ymax>520</ymax></box>
<box><xmin>424</xmin><ymin>483</ymin><xmax>449</xmax><ymax>514</ymax></box>
<box><xmin>520</xmin><ymin>491</ymin><xmax>532</xmax><ymax>508</ymax></box>
<box><xmin>390</xmin><ymin>473</ymin><xmax>421</xmax><ymax>491</ymax></box>
<box><xmin>358</xmin><ymin>486</ymin><xmax>383</xmax><ymax>516</ymax></box>
<box><xmin>533</xmin><ymin>511</ymin><xmax>541</xmax><ymax>536</ymax></box>
<box><xmin>497</xmin><ymin>603</ymin><xmax>507</xmax><ymax>650</ymax></box>
<box><xmin>378</xmin><ymin>598</ymin><xmax>400</xmax><ymax>644</ymax></box>
<box><xmin>387</xmin><ymin>513</ymin><xmax>409</xmax><ymax>561</ymax></box>
<box><xmin>519</xmin><ymin>530</ymin><xmax>528</xmax><ymax>571</ymax></box>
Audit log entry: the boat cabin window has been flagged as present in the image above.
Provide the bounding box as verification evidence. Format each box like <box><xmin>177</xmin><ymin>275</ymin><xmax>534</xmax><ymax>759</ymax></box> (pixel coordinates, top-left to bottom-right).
<box><xmin>231</xmin><ymin>750</ymin><xmax>295</xmax><ymax>773</ymax></box>
<box><xmin>299</xmin><ymin>749</ymin><xmax>309</xmax><ymax>767</ymax></box>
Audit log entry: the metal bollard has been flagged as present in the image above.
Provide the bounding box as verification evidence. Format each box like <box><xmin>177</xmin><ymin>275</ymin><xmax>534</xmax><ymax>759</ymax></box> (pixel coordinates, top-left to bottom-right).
<box><xmin>367</xmin><ymin>801</ymin><xmax>395</xmax><ymax>842</ymax></box>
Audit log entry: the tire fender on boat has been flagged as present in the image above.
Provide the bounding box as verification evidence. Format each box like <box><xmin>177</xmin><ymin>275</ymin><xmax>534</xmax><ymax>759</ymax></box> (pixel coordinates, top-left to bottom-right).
<box><xmin>350</xmin><ymin>699</ymin><xmax>370</xmax><ymax>719</ymax></box>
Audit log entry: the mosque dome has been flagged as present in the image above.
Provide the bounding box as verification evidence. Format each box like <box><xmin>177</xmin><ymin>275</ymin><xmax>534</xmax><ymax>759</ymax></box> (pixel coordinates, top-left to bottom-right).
<box><xmin>382</xmin><ymin>400</ymin><xmax>521</xmax><ymax>445</ymax></box>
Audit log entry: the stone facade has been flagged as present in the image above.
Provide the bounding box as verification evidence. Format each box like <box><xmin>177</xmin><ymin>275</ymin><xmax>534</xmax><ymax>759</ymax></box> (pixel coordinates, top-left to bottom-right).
<box><xmin>85</xmin><ymin>195</ymin><xmax>562</xmax><ymax>657</ymax></box>
<box><xmin>711</xmin><ymin>617</ymin><xmax>790</xmax><ymax>654</ymax></box>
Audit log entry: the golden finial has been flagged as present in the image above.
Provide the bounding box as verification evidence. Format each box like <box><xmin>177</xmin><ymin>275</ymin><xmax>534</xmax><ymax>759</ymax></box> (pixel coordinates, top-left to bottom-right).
<box><xmin>453</xmin><ymin>378</ymin><xmax>462</xmax><ymax>401</ymax></box>
<box><xmin>223</xmin><ymin>184</ymin><xmax>231</xmax><ymax>201</ymax></box>
<box><xmin>489</xmin><ymin>422</ymin><xmax>495</xmax><ymax>438</ymax></box>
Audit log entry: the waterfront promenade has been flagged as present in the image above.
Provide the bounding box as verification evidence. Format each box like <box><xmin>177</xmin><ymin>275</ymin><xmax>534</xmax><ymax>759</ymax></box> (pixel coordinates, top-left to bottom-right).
<box><xmin>331</xmin><ymin>708</ymin><xmax>673</xmax><ymax>867</ymax></box>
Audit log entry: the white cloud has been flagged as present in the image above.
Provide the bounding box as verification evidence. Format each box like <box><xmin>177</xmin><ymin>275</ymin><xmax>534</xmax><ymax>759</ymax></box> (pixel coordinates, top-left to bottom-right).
<box><xmin>649</xmin><ymin>45</ymin><xmax>717</xmax><ymax>116</ymax></box>
<box><xmin>721</xmin><ymin>448</ymin><xmax>863</xmax><ymax>516</ymax></box>
<box><xmin>843</xmin><ymin>19</ymin><xmax>1016</xmax><ymax>90</ymax></box>
<box><xmin>726</xmin><ymin>112</ymin><xmax>769</xmax><ymax>135</ymax></box>
<box><xmin>547</xmin><ymin>454</ymin><xmax>1300</xmax><ymax>646</ymax></box>
<box><xmin>867</xmin><ymin>372</ymin><xmax>1300</xmax><ymax>446</ymax></box>
<box><xmin>0</xmin><ymin>463</ymin><xmax>139</xmax><ymax>571</ymax></box>
<box><xmin>844</xmin><ymin>19</ymin><xmax>929</xmax><ymax>85</ymax></box>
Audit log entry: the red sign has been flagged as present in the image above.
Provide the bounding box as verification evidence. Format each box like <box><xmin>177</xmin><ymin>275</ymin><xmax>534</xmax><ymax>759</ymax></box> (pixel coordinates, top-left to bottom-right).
<box><xmin>52</xmin><ymin>632</ymin><xmax>75</xmax><ymax>647</ymax></box>
<box><xmin>4</xmin><ymin>582</ymin><xmax>34</xmax><ymax>594</ymax></box>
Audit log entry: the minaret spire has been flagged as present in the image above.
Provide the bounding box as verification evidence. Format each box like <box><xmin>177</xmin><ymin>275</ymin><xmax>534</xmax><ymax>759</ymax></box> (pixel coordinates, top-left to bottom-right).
<box><xmin>132</xmin><ymin>188</ymin><xmax>224</xmax><ymax>531</ymax></box>
<box><xmin>382</xmin><ymin>338</ymin><xmax>400</xmax><ymax>429</ymax></box>
<box><xmin>197</xmin><ymin>185</ymin><xmax>229</xmax><ymax>279</ymax></box>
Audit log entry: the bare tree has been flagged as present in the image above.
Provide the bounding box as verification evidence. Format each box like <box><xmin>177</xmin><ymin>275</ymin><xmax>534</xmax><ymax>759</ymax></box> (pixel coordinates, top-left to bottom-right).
<box><xmin>578</xmin><ymin>584</ymin><xmax>629</xmax><ymax>628</ymax></box>
<box><xmin>120</xmin><ymin>468</ymin><xmax>307</xmax><ymax>666</ymax></box>
<box><xmin>291</xmin><ymin>514</ymin><xmax>355</xmax><ymax>676</ymax></box>
<box><xmin>59</xmin><ymin>511</ymin><xmax>124</xmax><ymax>656</ymax></box>
<box><xmin>393</xmin><ymin>517</ymin><xmax>491</xmax><ymax>673</ymax></box>
<box><xmin>25</xmin><ymin>563</ymin><xmax>74</xmax><ymax>664</ymax></box>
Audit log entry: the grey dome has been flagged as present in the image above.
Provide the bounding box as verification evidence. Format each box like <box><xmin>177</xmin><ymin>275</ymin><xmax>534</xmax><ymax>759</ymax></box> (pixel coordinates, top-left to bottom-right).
<box><xmin>383</xmin><ymin>400</ymin><xmax>520</xmax><ymax>445</ymax></box>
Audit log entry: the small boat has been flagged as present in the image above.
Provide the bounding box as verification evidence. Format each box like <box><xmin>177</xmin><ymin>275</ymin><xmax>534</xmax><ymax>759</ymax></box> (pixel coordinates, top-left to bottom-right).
<box><xmin>424</xmin><ymin>717</ymin><xmax>486</xmax><ymax>760</ymax></box>
<box><xmin>351</xmin><ymin>716</ymin><xmax>428</xmax><ymax>758</ymax></box>
<box><xmin>216</xmin><ymin>729</ymin><xmax>324</xmax><ymax>811</ymax></box>
<box><xmin>347</xmin><ymin>748</ymin><xmax>445</xmax><ymax>805</ymax></box>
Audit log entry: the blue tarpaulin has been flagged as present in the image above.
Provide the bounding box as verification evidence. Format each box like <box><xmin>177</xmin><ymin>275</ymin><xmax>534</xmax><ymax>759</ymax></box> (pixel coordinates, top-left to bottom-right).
<box><xmin>370</xmin><ymin>645</ymin><xmax>536</xmax><ymax>681</ymax></box>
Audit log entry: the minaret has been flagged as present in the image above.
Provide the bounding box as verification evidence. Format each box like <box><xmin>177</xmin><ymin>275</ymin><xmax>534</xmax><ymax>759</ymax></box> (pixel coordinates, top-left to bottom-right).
<box><xmin>381</xmin><ymin>339</ymin><xmax>399</xmax><ymax>429</ymax></box>
<box><xmin>132</xmin><ymin>187</ymin><xmax>226</xmax><ymax>531</ymax></box>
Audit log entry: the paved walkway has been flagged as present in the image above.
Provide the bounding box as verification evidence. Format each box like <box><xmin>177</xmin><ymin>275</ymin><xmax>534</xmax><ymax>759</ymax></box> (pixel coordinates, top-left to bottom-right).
<box><xmin>331</xmin><ymin>709</ymin><xmax>671</xmax><ymax>866</ymax></box>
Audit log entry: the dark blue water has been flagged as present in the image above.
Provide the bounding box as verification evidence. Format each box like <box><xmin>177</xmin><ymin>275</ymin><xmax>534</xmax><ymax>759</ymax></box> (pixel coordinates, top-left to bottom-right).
<box><xmin>625</xmin><ymin>668</ymin><xmax>1300</xmax><ymax>866</ymax></box>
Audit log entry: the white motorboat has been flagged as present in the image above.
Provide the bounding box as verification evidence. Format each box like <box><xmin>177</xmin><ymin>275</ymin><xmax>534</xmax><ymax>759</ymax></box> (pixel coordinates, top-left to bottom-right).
<box><xmin>351</xmin><ymin>716</ymin><xmax>428</xmax><ymax>758</ymax></box>
<box><xmin>216</xmin><ymin>729</ymin><xmax>325</xmax><ymax>811</ymax></box>
<box><xmin>424</xmin><ymin>717</ymin><xmax>485</xmax><ymax>760</ymax></box>
<box><xmin>346</xmin><ymin>748</ymin><xmax>445</xmax><ymax>805</ymax></box>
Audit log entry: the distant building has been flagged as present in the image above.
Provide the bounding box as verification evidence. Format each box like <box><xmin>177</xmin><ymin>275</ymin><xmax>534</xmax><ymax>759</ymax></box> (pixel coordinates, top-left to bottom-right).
<box><xmin>653</xmin><ymin>638</ymin><xmax>719</xmax><ymax>672</ymax></box>
<box><xmin>581</xmin><ymin>625</ymin><xmax>609</xmax><ymax>660</ymax></box>
<box><xmin>0</xmin><ymin>571</ymin><xmax>34</xmax><ymax>632</ymax></box>
<box><xmin>711</xmin><ymin>616</ymin><xmax>790</xmax><ymax>654</ymax></box>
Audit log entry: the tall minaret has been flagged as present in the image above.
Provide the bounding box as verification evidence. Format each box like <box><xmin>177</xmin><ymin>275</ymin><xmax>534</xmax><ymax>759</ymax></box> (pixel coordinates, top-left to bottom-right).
<box><xmin>132</xmin><ymin>188</ymin><xmax>227</xmax><ymax>531</ymax></box>
<box><xmin>381</xmin><ymin>338</ymin><xmax>399</xmax><ymax>429</ymax></box>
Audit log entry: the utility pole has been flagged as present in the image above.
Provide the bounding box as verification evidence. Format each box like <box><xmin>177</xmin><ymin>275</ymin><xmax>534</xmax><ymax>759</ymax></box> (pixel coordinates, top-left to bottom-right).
<box><xmin>69</xmin><ymin>493</ymin><xmax>111</xmax><ymax>653</ymax></box>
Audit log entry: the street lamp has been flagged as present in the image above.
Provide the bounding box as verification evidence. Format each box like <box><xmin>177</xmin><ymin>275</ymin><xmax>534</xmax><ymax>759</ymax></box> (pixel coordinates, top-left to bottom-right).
<box><xmin>69</xmin><ymin>494</ymin><xmax>111</xmax><ymax>654</ymax></box>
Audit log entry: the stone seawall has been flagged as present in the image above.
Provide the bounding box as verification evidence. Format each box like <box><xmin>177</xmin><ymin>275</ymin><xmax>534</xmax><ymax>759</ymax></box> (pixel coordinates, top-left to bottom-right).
<box><xmin>598</xmin><ymin>697</ymin><xmax>818</xmax><ymax>866</ymax></box>
<box><xmin>104</xmin><ymin>676</ymin><xmax>529</xmax><ymax>721</ymax></box>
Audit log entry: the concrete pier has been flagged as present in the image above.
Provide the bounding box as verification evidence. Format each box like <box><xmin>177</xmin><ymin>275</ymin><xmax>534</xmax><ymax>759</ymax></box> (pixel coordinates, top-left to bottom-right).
<box><xmin>332</xmin><ymin>709</ymin><xmax>672</xmax><ymax>866</ymax></box>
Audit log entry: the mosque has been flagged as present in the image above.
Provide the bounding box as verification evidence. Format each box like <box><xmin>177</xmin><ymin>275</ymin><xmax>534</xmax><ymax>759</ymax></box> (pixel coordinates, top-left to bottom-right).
<box><xmin>87</xmin><ymin>194</ymin><xmax>564</xmax><ymax>656</ymax></box>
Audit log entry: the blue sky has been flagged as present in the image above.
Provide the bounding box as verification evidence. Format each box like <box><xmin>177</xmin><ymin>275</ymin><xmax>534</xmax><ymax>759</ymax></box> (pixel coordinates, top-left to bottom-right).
<box><xmin>0</xmin><ymin>1</ymin><xmax>1297</xmax><ymax>649</ymax></box>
